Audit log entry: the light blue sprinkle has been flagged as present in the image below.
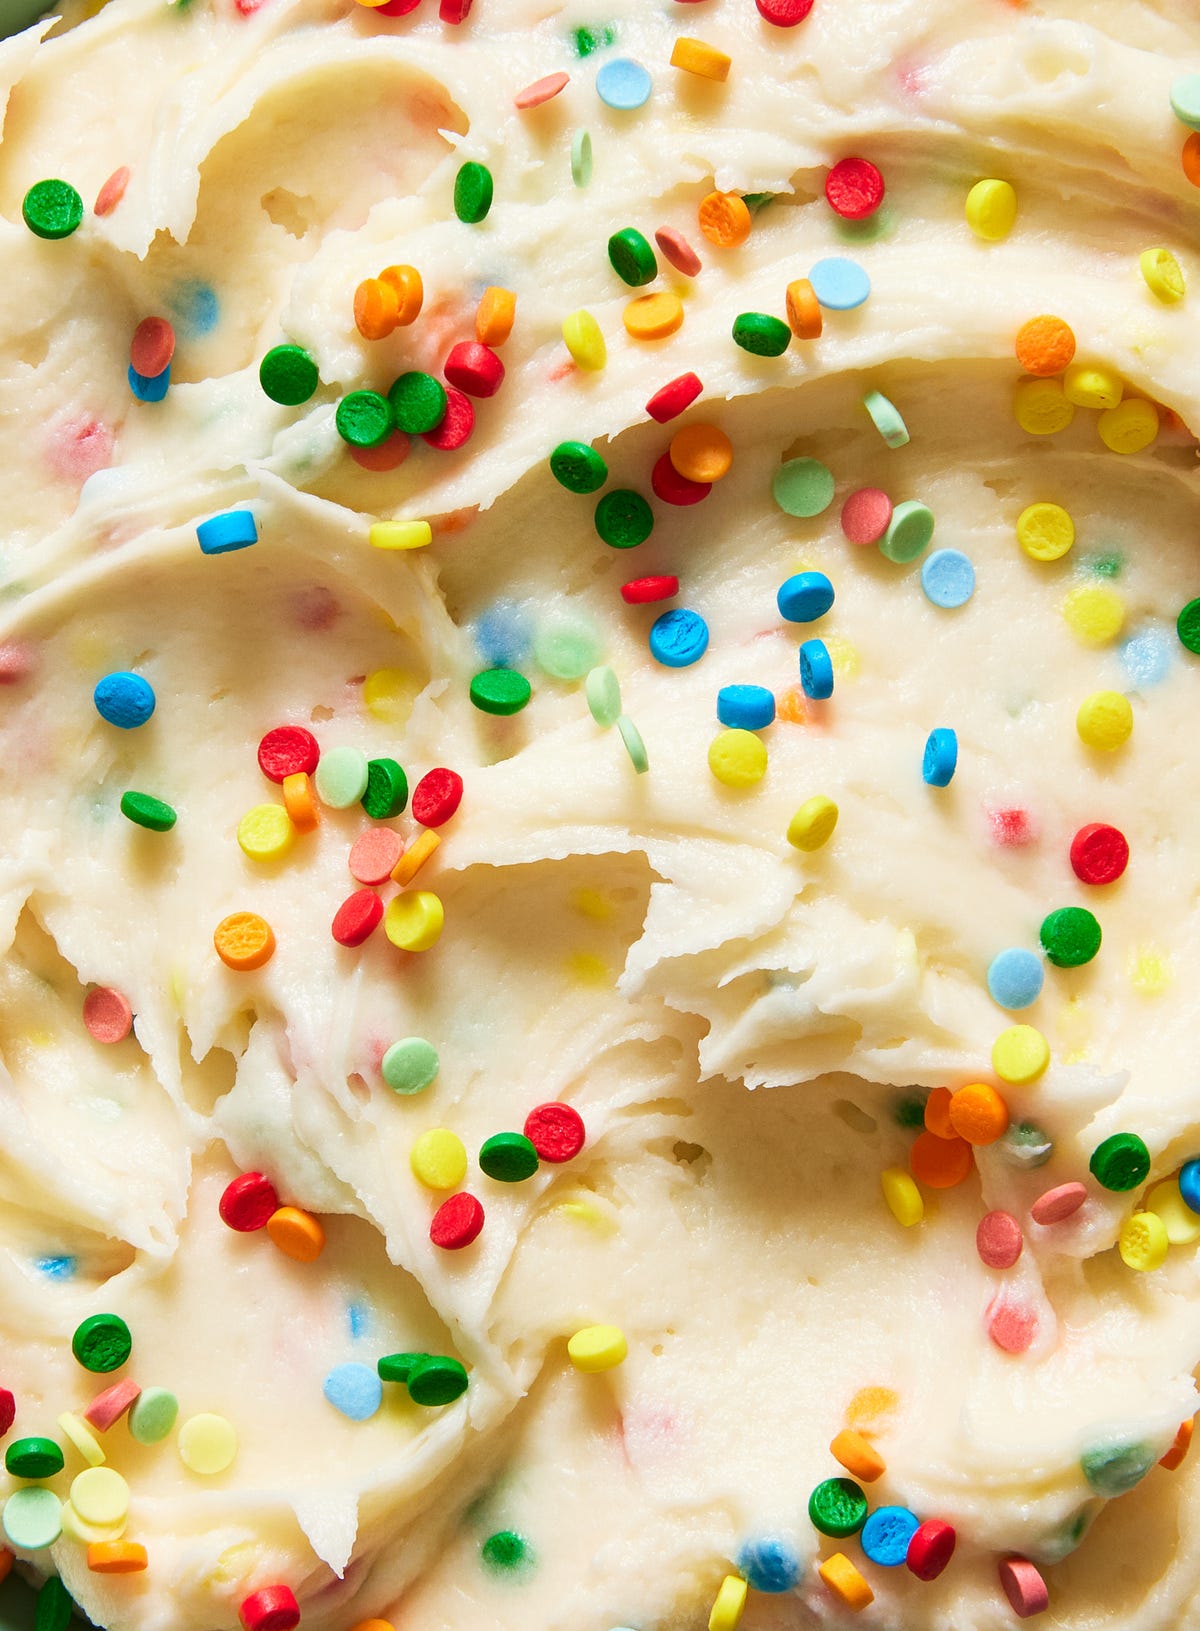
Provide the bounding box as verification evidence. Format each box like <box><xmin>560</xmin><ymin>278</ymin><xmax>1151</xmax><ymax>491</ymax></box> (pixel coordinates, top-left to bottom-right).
<box><xmin>1121</xmin><ymin>626</ymin><xmax>1171</xmax><ymax>688</ymax></box>
<box><xmin>128</xmin><ymin>363</ymin><xmax>170</xmax><ymax>402</ymax></box>
<box><xmin>35</xmin><ymin>1255</ymin><xmax>76</xmax><ymax>1280</ymax></box>
<box><xmin>717</xmin><ymin>685</ymin><xmax>775</xmax><ymax>731</ymax></box>
<box><xmin>169</xmin><ymin>278</ymin><xmax>219</xmax><ymax>337</ymax></box>
<box><xmin>923</xmin><ymin>726</ymin><xmax>957</xmax><ymax>786</ymax></box>
<box><xmin>987</xmin><ymin>948</ymin><xmax>1045</xmax><ymax>1011</ymax></box>
<box><xmin>921</xmin><ymin>548</ymin><xmax>976</xmax><ymax>609</ymax></box>
<box><xmin>649</xmin><ymin>608</ymin><xmax>709</xmax><ymax>668</ymax></box>
<box><xmin>348</xmin><ymin>1302</ymin><xmax>370</xmax><ymax>1340</ymax></box>
<box><xmin>799</xmin><ymin>639</ymin><xmax>833</xmax><ymax>700</ymax></box>
<box><xmin>596</xmin><ymin>57</ymin><xmax>652</xmax><ymax>110</ymax></box>
<box><xmin>323</xmin><ymin>1362</ymin><xmax>382</xmax><ymax>1421</ymax></box>
<box><xmin>737</xmin><ymin>1536</ymin><xmax>802</xmax><ymax>1593</ymax></box>
<box><xmin>861</xmin><ymin>1506</ymin><xmax>920</xmax><ymax>1567</ymax></box>
<box><xmin>808</xmin><ymin>256</ymin><xmax>871</xmax><ymax>311</ymax></box>
<box><xmin>475</xmin><ymin>601</ymin><xmax>532</xmax><ymax>668</ymax></box>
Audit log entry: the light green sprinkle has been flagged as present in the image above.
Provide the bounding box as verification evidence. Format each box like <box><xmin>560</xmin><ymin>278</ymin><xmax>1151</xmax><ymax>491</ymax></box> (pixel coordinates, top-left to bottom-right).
<box><xmin>128</xmin><ymin>1387</ymin><xmax>179</xmax><ymax>1445</ymax></box>
<box><xmin>862</xmin><ymin>389</ymin><xmax>910</xmax><ymax>449</ymax></box>
<box><xmin>772</xmin><ymin>457</ymin><xmax>836</xmax><ymax>519</ymax></box>
<box><xmin>314</xmin><ymin>744</ymin><xmax>370</xmax><ymax>809</ymax></box>
<box><xmin>571</xmin><ymin>130</ymin><xmax>593</xmax><ymax>189</ymax></box>
<box><xmin>617</xmin><ymin>715</ymin><xmax>648</xmax><ymax>773</ymax></box>
<box><xmin>3</xmin><ymin>1488</ymin><xmax>62</xmax><ymax>1550</ymax></box>
<box><xmin>586</xmin><ymin>666</ymin><xmax>621</xmax><ymax>728</ymax></box>
<box><xmin>533</xmin><ymin>617</ymin><xmax>602</xmax><ymax>680</ymax></box>
<box><xmin>381</xmin><ymin>1037</ymin><xmax>439</xmax><ymax>1095</ymax></box>
<box><xmin>879</xmin><ymin>500</ymin><xmax>935</xmax><ymax>563</ymax></box>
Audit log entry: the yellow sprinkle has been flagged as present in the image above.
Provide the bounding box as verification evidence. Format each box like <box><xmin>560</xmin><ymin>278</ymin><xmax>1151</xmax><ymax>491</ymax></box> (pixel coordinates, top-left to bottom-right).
<box><xmin>1016</xmin><ymin>502</ymin><xmax>1074</xmax><ymax>562</ymax></box>
<box><xmin>787</xmin><ymin>796</ymin><xmax>839</xmax><ymax>852</ymax></box>
<box><xmin>1129</xmin><ymin>944</ymin><xmax>1172</xmax><ymax>995</ymax></box>
<box><xmin>965</xmin><ymin>178</ymin><xmax>1017</xmax><ymax>241</ymax></box>
<box><xmin>669</xmin><ymin>36</ymin><xmax>731</xmax><ymax>81</ymax></box>
<box><xmin>567</xmin><ymin>1324</ymin><xmax>627</xmax><ymax>1372</ymax></box>
<box><xmin>70</xmin><ymin>1467</ymin><xmax>129</xmax><ymax>1527</ymax></box>
<box><xmin>25</xmin><ymin>1029</ymin><xmax>54</xmax><ymax>1048</ymax></box>
<box><xmin>992</xmin><ymin>1024</ymin><xmax>1050</xmax><ymax>1085</ymax></box>
<box><xmin>566</xmin><ymin>951</ymin><xmax>610</xmax><ymax>984</ymax></box>
<box><xmin>708</xmin><ymin>728</ymin><xmax>768</xmax><ymax>788</ymax></box>
<box><xmin>623</xmin><ymin>291</ymin><xmax>685</xmax><ymax>341</ymax></box>
<box><xmin>1140</xmin><ymin>247</ymin><xmax>1185</xmax><ymax>304</ymax></box>
<box><xmin>1098</xmin><ymin>397</ymin><xmax>1159</xmax><ymax>454</ymax></box>
<box><xmin>384</xmin><ymin>891</ymin><xmax>444</xmax><ymax>952</ymax></box>
<box><xmin>410</xmin><ymin>1129</ymin><xmax>468</xmax><ymax>1191</ymax></box>
<box><xmin>1014</xmin><ymin>377</ymin><xmax>1075</xmax><ymax>435</ymax></box>
<box><xmin>1063</xmin><ymin>362</ymin><xmax>1122</xmax><ymax>410</ymax></box>
<box><xmin>177</xmin><ymin>1413</ymin><xmax>238</xmax><ymax>1476</ymax></box>
<box><xmin>1119</xmin><ymin>1211</ymin><xmax>1169</xmax><ymax>1271</ymax></box>
<box><xmin>1146</xmin><ymin>1179</ymin><xmax>1200</xmax><ymax>1245</ymax></box>
<box><xmin>60</xmin><ymin>1501</ymin><xmax>125</xmax><ymax>1546</ymax></box>
<box><xmin>556</xmin><ymin>1193</ymin><xmax>617</xmax><ymax>1233</ymax></box>
<box><xmin>819</xmin><ymin>1553</ymin><xmax>874</xmax><ymax>1611</ymax></box>
<box><xmin>57</xmin><ymin>1413</ymin><xmax>105</xmax><ymax>1468</ymax></box>
<box><xmin>563</xmin><ymin>309</ymin><xmax>606</xmax><ymax>370</ymax></box>
<box><xmin>363</xmin><ymin>668</ymin><xmax>421</xmax><ymax>725</ymax></box>
<box><xmin>708</xmin><ymin>1575</ymin><xmax>748</xmax><ymax>1631</ymax></box>
<box><xmin>846</xmin><ymin>1386</ymin><xmax>898</xmax><ymax>1429</ymax></box>
<box><xmin>571</xmin><ymin>886</ymin><xmax>614</xmax><ymax>921</ymax></box>
<box><xmin>236</xmin><ymin>804</ymin><xmax>294</xmax><ymax>862</ymax></box>
<box><xmin>1077</xmin><ymin>690</ymin><xmax>1133</xmax><ymax>751</ymax></box>
<box><xmin>1061</xmin><ymin>585</ymin><xmax>1125</xmax><ymax>646</ymax></box>
<box><xmin>824</xmin><ymin>636</ymin><xmax>860</xmax><ymax>680</ymax></box>
<box><xmin>1057</xmin><ymin>995</ymin><xmax>1092</xmax><ymax>1061</ymax></box>
<box><xmin>369</xmin><ymin>521</ymin><xmax>432</xmax><ymax>551</ymax></box>
<box><xmin>880</xmin><ymin>1167</ymin><xmax>923</xmax><ymax>1227</ymax></box>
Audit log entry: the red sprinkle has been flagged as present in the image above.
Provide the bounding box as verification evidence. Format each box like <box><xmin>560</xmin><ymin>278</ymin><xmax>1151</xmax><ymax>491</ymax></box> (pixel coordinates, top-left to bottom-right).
<box><xmin>986</xmin><ymin>1297</ymin><xmax>1036</xmax><ymax>1355</ymax></box>
<box><xmin>219</xmin><ymin>1172</ymin><xmax>280</xmax><ymax>1233</ymax></box>
<box><xmin>439</xmin><ymin>0</ymin><xmax>473</xmax><ymax>17</ymax></box>
<box><xmin>840</xmin><ymin>487</ymin><xmax>892</xmax><ymax>545</ymax></box>
<box><xmin>444</xmin><ymin>341</ymin><xmax>504</xmax><ymax>398</ymax></box>
<box><xmin>422</xmin><ymin>385</ymin><xmax>474</xmax><ymax>450</ymax></box>
<box><xmin>349</xmin><ymin>828</ymin><xmax>404</xmax><ymax>886</ymax></box>
<box><xmin>1030</xmin><ymin>1182</ymin><xmax>1087</xmax><ymax>1225</ymax></box>
<box><xmin>654</xmin><ymin>227</ymin><xmax>702</xmax><ymax>278</ymax></box>
<box><xmin>258</xmin><ymin>726</ymin><xmax>320</xmax><ymax>783</ymax></box>
<box><xmin>332</xmin><ymin>890</ymin><xmax>384</xmax><ymax>948</ymax></box>
<box><xmin>430</xmin><ymin>1191</ymin><xmax>485</xmax><ymax>1249</ymax></box>
<box><xmin>515</xmin><ymin>71</ymin><xmax>569</xmax><ymax>109</ymax></box>
<box><xmin>524</xmin><ymin>1102</ymin><xmax>586</xmax><ymax>1163</ymax></box>
<box><xmin>351</xmin><ymin>429</ymin><xmax>410</xmax><ymax>472</ymax></box>
<box><xmin>652</xmin><ymin>451</ymin><xmax>710</xmax><ymax>507</ymax></box>
<box><xmin>0</xmin><ymin>643</ymin><xmax>32</xmax><ymax>683</ymax></box>
<box><xmin>1070</xmin><ymin>822</ymin><xmax>1129</xmax><ymax>886</ymax></box>
<box><xmin>0</xmin><ymin>1389</ymin><xmax>15</xmax><ymax>1439</ymax></box>
<box><xmin>82</xmin><ymin>987</ymin><xmax>133</xmax><ymax>1045</ymax></box>
<box><xmin>83</xmin><ymin>1380</ymin><xmax>141</xmax><ymax>1431</ymax></box>
<box><xmin>412</xmin><ymin>767</ymin><xmax>463</xmax><ymax>828</ymax></box>
<box><xmin>621</xmin><ymin>575</ymin><xmax>679</xmax><ymax>605</ymax></box>
<box><xmin>755</xmin><ymin>0</ymin><xmax>814</xmax><ymax>24</ymax></box>
<box><xmin>906</xmin><ymin>1519</ymin><xmax>955</xmax><ymax>1581</ymax></box>
<box><xmin>130</xmin><ymin>317</ymin><xmax>176</xmax><ymax>379</ymax></box>
<box><xmin>998</xmin><ymin>1557</ymin><xmax>1049</xmax><ymax>1620</ymax></box>
<box><xmin>646</xmin><ymin>372</ymin><xmax>703</xmax><ymax>423</ymax></box>
<box><xmin>239</xmin><ymin>1588</ymin><xmax>301</xmax><ymax>1631</ymax></box>
<box><xmin>825</xmin><ymin>156</ymin><xmax>885</xmax><ymax>220</ymax></box>
<box><xmin>976</xmin><ymin>1210</ymin><xmax>1022</xmax><ymax>1269</ymax></box>
<box><xmin>375</xmin><ymin>0</ymin><xmax>420</xmax><ymax>12</ymax></box>
<box><xmin>94</xmin><ymin>167</ymin><xmax>130</xmax><ymax>217</ymax></box>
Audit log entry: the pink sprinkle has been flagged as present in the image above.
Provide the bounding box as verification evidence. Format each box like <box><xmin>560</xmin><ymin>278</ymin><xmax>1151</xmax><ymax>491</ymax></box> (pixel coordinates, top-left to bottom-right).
<box><xmin>0</xmin><ymin>643</ymin><xmax>33</xmax><ymax>683</ymax></box>
<box><xmin>654</xmin><ymin>226</ymin><xmax>702</xmax><ymax>277</ymax></box>
<box><xmin>1030</xmin><ymin>1181</ymin><xmax>1087</xmax><ymax>1225</ymax></box>
<box><xmin>988</xmin><ymin>806</ymin><xmax>1038</xmax><ymax>847</ymax></box>
<box><xmin>514</xmin><ymin>71</ymin><xmax>569</xmax><ymax>109</ymax></box>
<box><xmin>840</xmin><ymin>487</ymin><xmax>892</xmax><ymax>545</ymax></box>
<box><xmin>986</xmin><ymin>1297</ymin><xmax>1036</xmax><ymax>1355</ymax></box>
<box><xmin>83</xmin><ymin>1379</ymin><xmax>141</xmax><ymax>1430</ymax></box>
<box><xmin>349</xmin><ymin>827</ymin><xmax>403</xmax><ymax>885</ymax></box>
<box><xmin>998</xmin><ymin>1557</ymin><xmax>1049</xmax><ymax>1619</ymax></box>
<box><xmin>83</xmin><ymin>987</ymin><xmax>133</xmax><ymax>1045</ymax></box>
<box><xmin>45</xmin><ymin>416</ymin><xmax>115</xmax><ymax>483</ymax></box>
<box><xmin>350</xmin><ymin>429</ymin><xmax>410</xmax><ymax>473</ymax></box>
<box><xmin>94</xmin><ymin>167</ymin><xmax>130</xmax><ymax>217</ymax></box>
<box><xmin>976</xmin><ymin>1210</ymin><xmax>1022</xmax><ymax>1269</ymax></box>
<box><xmin>290</xmin><ymin>585</ymin><xmax>340</xmax><ymax>631</ymax></box>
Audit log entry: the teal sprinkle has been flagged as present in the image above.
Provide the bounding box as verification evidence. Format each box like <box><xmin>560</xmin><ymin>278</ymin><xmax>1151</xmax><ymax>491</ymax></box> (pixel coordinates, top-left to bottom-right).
<box><xmin>892</xmin><ymin>1093</ymin><xmax>928</xmax><ymax>1130</ymax></box>
<box><xmin>573</xmin><ymin>23</ymin><xmax>615</xmax><ymax>56</ymax></box>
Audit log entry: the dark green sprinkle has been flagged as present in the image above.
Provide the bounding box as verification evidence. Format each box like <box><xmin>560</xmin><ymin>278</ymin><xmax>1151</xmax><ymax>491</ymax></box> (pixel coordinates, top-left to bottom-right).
<box><xmin>607</xmin><ymin>227</ymin><xmax>657</xmax><ymax>287</ymax></box>
<box><xmin>335</xmin><ymin>390</ymin><xmax>394</xmax><ymax>449</ymax></box>
<box><xmin>573</xmin><ymin>24</ymin><xmax>614</xmax><ymax>56</ymax></box>
<box><xmin>377</xmin><ymin>1351</ymin><xmax>428</xmax><ymax>1384</ymax></box>
<box><xmin>388</xmin><ymin>371</ymin><xmax>447</xmax><ymax>435</ymax></box>
<box><xmin>1178</xmin><ymin>597</ymin><xmax>1200</xmax><ymax>654</ymax></box>
<box><xmin>481</xmin><ymin>1530</ymin><xmax>532</xmax><ymax>1572</ymax></box>
<box><xmin>362</xmin><ymin>758</ymin><xmax>408</xmax><ymax>819</ymax></box>
<box><xmin>470</xmin><ymin>669</ymin><xmax>532</xmax><ymax>716</ymax></box>
<box><xmin>1090</xmin><ymin>551</ymin><xmax>1123</xmax><ymax>579</ymax></box>
<box><xmin>454</xmin><ymin>161</ymin><xmax>493</xmax><ymax>225</ymax></box>
<box><xmin>407</xmin><ymin>1355</ymin><xmax>469</xmax><ymax>1407</ymax></box>
<box><xmin>732</xmin><ymin>312</ymin><xmax>791</xmax><ymax>357</ymax></box>
<box><xmin>892</xmin><ymin>1092</ymin><xmax>927</xmax><ymax>1130</ymax></box>
<box><xmin>23</xmin><ymin>180</ymin><xmax>83</xmax><ymax>240</ymax></box>
<box><xmin>808</xmin><ymin>1477</ymin><xmax>868</xmax><ymax>1538</ymax></box>
<box><xmin>259</xmin><ymin>344</ymin><xmax>319</xmax><ymax>406</ymax></box>
<box><xmin>5</xmin><ymin>1437</ymin><xmax>65</xmax><ymax>1480</ymax></box>
<box><xmin>743</xmin><ymin>192</ymin><xmax>774</xmax><ymax>213</ymax></box>
<box><xmin>1089</xmin><ymin>1132</ymin><xmax>1150</xmax><ymax>1192</ymax></box>
<box><xmin>1001</xmin><ymin>1121</ymin><xmax>1054</xmax><ymax>1170</ymax></box>
<box><xmin>120</xmin><ymin>791</ymin><xmax>177</xmax><ymax>832</ymax></box>
<box><xmin>72</xmin><ymin>1312</ymin><xmax>132</xmax><ymax>1373</ymax></box>
<box><xmin>479</xmin><ymin>1132</ymin><xmax>539</xmax><ymax>1183</ymax></box>
<box><xmin>549</xmin><ymin>440</ymin><xmax>608</xmax><ymax>494</ymax></box>
<box><xmin>1040</xmin><ymin>906</ymin><xmax>1102</xmax><ymax>968</ymax></box>
<box><xmin>594</xmin><ymin>489</ymin><xmax>653</xmax><ymax>549</ymax></box>
<box><xmin>36</xmin><ymin>1577</ymin><xmax>72</xmax><ymax>1631</ymax></box>
<box><xmin>1081</xmin><ymin>1441</ymin><xmax>1156</xmax><ymax>1497</ymax></box>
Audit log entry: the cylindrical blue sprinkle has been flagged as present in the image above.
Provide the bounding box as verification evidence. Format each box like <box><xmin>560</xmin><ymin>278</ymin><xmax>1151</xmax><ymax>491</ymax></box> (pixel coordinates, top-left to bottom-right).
<box><xmin>717</xmin><ymin>685</ymin><xmax>775</xmax><ymax>731</ymax></box>
<box><xmin>322</xmin><ymin>1362</ymin><xmax>383</xmax><ymax>1421</ymax></box>
<box><xmin>923</xmin><ymin>727</ymin><xmax>958</xmax><ymax>786</ymax></box>
<box><xmin>987</xmin><ymin>948</ymin><xmax>1044</xmax><ymax>1011</ymax></box>
<box><xmin>197</xmin><ymin>510</ymin><xmax>258</xmax><ymax>555</ymax></box>
<box><xmin>128</xmin><ymin>364</ymin><xmax>170</xmax><ymax>403</ymax></box>
<box><xmin>799</xmin><ymin>639</ymin><xmax>833</xmax><ymax>700</ymax></box>
<box><xmin>1179</xmin><ymin>1159</ymin><xmax>1200</xmax><ymax>1214</ymax></box>
<box><xmin>736</xmin><ymin>1536</ymin><xmax>802</xmax><ymax>1594</ymax></box>
<box><xmin>93</xmin><ymin>672</ymin><xmax>156</xmax><ymax>730</ymax></box>
<box><xmin>777</xmin><ymin>571</ymin><xmax>835</xmax><ymax>624</ymax></box>
<box><xmin>861</xmin><ymin>1507</ymin><xmax>920</xmax><ymax>1568</ymax></box>
<box><xmin>649</xmin><ymin>608</ymin><xmax>709</xmax><ymax>668</ymax></box>
<box><xmin>808</xmin><ymin>256</ymin><xmax>871</xmax><ymax>311</ymax></box>
<box><xmin>920</xmin><ymin>548</ymin><xmax>976</xmax><ymax>609</ymax></box>
<box><xmin>596</xmin><ymin>58</ymin><xmax>652</xmax><ymax>110</ymax></box>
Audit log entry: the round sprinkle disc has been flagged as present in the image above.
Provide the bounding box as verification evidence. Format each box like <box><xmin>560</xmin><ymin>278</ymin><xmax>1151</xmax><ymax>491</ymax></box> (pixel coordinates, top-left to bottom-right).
<box><xmin>407</xmin><ymin>1355</ymin><xmax>469</xmax><ymax>1406</ymax></box>
<box><xmin>479</xmin><ymin>1131</ymin><xmax>539</xmax><ymax>1182</ymax></box>
<box><xmin>2</xmin><ymin>1488</ymin><xmax>62</xmax><ymax>1550</ymax></box>
<box><xmin>809</xmin><ymin>1477</ymin><xmax>868</xmax><ymax>1537</ymax></box>
<box><xmin>1177</xmin><ymin>597</ymin><xmax>1200</xmax><ymax>653</ymax></box>
<box><xmin>596</xmin><ymin>57</ymin><xmax>652</xmax><ymax>110</ymax></box>
<box><xmin>880</xmin><ymin>500</ymin><xmax>934</xmax><ymax>563</ymax></box>
<box><xmin>381</xmin><ymin>1037</ymin><xmax>439</xmax><ymax>1094</ymax></box>
<box><xmin>23</xmin><ymin>179</ymin><xmax>83</xmax><ymax>239</ymax></box>
<box><xmin>1040</xmin><ymin>906</ymin><xmax>1102</xmax><ymax>967</ymax></box>
<box><xmin>481</xmin><ymin>1530</ymin><xmax>532</xmax><ymax>1571</ymax></box>
<box><xmin>772</xmin><ymin>458</ymin><xmax>835</xmax><ymax>518</ymax></box>
<box><xmin>920</xmin><ymin>548</ymin><xmax>975</xmax><ymax>608</ymax></box>
<box><xmin>73</xmin><ymin>1313</ymin><xmax>132</xmax><ymax>1373</ymax></box>
<box><xmin>808</xmin><ymin>256</ymin><xmax>871</xmax><ymax>310</ymax></box>
<box><xmin>259</xmin><ymin>344</ymin><xmax>319</xmax><ymax>406</ymax></box>
<box><xmin>470</xmin><ymin>668</ymin><xmax>532</xmax><ymax>715</ymax></box>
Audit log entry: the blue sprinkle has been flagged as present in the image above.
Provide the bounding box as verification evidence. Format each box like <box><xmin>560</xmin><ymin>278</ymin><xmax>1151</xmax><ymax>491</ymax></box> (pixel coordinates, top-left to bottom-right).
<box><xmin>777</xmin><ymin>571</ymin><xmax>834</xmax><ymax>624</ymax></box>
<box><xmin>799</xmin><ymin>639</ymin><xmax>833</xmax><ymax>700</ymax></box>
<box><xmin>736</xmin><ymin>1536</ymin><xmax>801</xmax><ymax>1593</ymax></box>
<box><xmin>323</xmin><ymin>1362</ymin><xmax>382</xmax><ymax>1421</ymax></box>
<box><xmin>347</xmin><ymin>1302</ymin><xmax>370</xmax><ymax>1340</ymax></box>
<box><xmin>169</xmin><ymin>278</ymin><xmax>219</xmax><ymax>337</ymax></box>
<box><xmin>128</xmin><ymin>363</ymin><xmax>170</xmax><ymax>402</ymax></box>
<box><xmin>717</xmin><ymin>685</ymin><xmax>775</xmax><ymax>731</ymax></box>
<box><xmin>475</xmin><ymin>601</ymin><xmax>532</xmax><ymax>667</ymax></box>
<box><xmin>923</xmin><ymin>727</ymin><xmax>957</xmax><ymax>786</ymax></box>
<box><xmin>35</xmin><ymin>1255</ymin><xmax>76</xmax><ymax>1280</ymax></box>
<box><xmin>920</xmin><ymin>548</ymin><xmax>976</xmax><ymax>610</ymax></box>
<box><xmin>808</xmin><ymin>256</ymin><xmax>871</xmax><ymax>311</ymax></box>
<box><xmin>94</xmin><ymin>672</ymin><xmax>156</xmax><ymax>730</ymax></box>
<box><xmin>596</xmin><ymin>57</ymin><xmax>652</xmax><ymax>110</ymax></box>
<box><xmin>987</xmin><ymin>948</ymin><xmax>1045</xmax><ymax>1011</ymax></box>
<box><xmin>861</xmin><ymin>1506</ymin><xmax>920</xmax><ymax>1567</ymax></box>
<box><xmin>1121</xmin><ymin>626</ymin><xmax>1172</xmax><ymax>688</ymax></box>
<box><xmin>1180</xmin><ymin>1159</ymin><xmax>1200</xmax><ymax>1214</ymax></box>
<box><xmin>197</xmin><ymin>510</ymin><xmax>257</xmax><ymax>555</ymax></box>
<box><xmin>649</xmin><ymin>608</ymin><xmax>709</xmax><ymax>668</ymax></box>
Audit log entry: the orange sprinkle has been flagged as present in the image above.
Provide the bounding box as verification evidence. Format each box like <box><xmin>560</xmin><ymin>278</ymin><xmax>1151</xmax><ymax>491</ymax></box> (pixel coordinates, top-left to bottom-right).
<box><xmin>476</xmin><ymin>286</ymin><xmax>516</xmax><ymax>347</ymax></box>
<box><xmin>819</xmin><ymin>1554</ymin><xmax>873</xmax><ymax>1611</ymax></box>
<box><xmin>379</xmin><ymin>264</ymin><xmax>424</xmax><ymax>327</ymax></box>
<box><xmin>267</xmin><ymin>1206</ymin><xmax>325</xmax><ymax>1263</ymax></box>
<box><xmin>775</xmin><ymin>684</ymin><xmax>809</xmax><ymax>724</ymax></box>
<box><xmin>354</xmin><ymin>277</ymin><xmax>399</xmax><ymax>341</ymax></box>
<box><xmin>669</xmin><ymin>423</ymin><xmax>733</xmax><ymax>484</ymax></box>
<box><xmin>282</xmin><ymin>771</ymin><xmax>320</xmax><ymax>833</ymax></box>
<box><xmin>214</xmin><ymin>912</ymin><xmax>276</xmax><ymax>972</ymax></box>
<box><xmin>392</xmin><ymin>828</ymin><xmax>440</xmax><ymax>886</ymax></box>
<box><xmin>623</xmin><ymin>292</ymin><xmax>685</xmax><ymax>340</ymax></box>
<box><xmin>923</xmin><ymin>1086</ymin><xmax>956</xmax><ymax>1140</ymax></box>
<box><xmin>909</xmin><ymin>1129</ymin><xmax>973</xmax><ymax>1189</ymax></box>
<box><xmin>349</xmin><ymin>1622</ymin><xmax>395</xmax><ymax>1631</ymax></box>
<box><xmin>1014</xmin><ymin>315</ymin><xmax>1076</xmax><ymax>378</ymax></box>
<box><xmin>94</xmin><ymin>167</ymin><xmax>130</xmax><ymax>217</ymax></box>
<box><xmin>786</xmin><ymin>278</ymin><xmax>822</xmax><ymax>339</ymax></box>
<box><xmin>830</xmin><ymin>1428</ymin><xmax>886</xmax><ymax>1482</ymax></box>
<box><xmin>698</xmin><ymin>191</ymin><xmax>752</xmax><ymax>249</ymax></box>
<box><xmin>948</xmin><ymin>1082</ymin><xmax>1010</xmax><ymax>1146</ymax></box>
<box><xmin>846</xmin><ymin>1385</ymin><xmax>898</xmax><ymax>1429</ymax></box>
<box><xmin>87</xmin><ymin>1542</ymin><xmax>148</xmax><ymax>1574</ymax></box>
<box><xmin>1184</xmin><ymin>133</ymin><xmax>1200</xmax><ymax>188</ymax></box>
<box><xmin>1161</xmin><ymin>1417</ymin><xmax>1194</xmax><ymax>1471</ymax></box>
